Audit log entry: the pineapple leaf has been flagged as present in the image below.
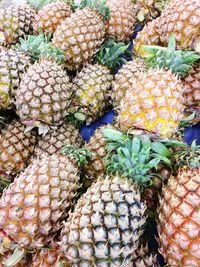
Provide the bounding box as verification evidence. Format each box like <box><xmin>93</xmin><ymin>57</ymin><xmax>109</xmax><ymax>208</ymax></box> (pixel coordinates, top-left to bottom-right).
<box><xmin>151</xmin><ymin>142</ymin><xmax>171</xmax><ymax>158</ymax></box>
<box><xmin>3</xmin><ymin>248</ymin><xmax>25</xmax><ymax>267</ymax></box>
<box><xmin>140</xmin><ymin>35</ymin><xmax>200</xmax><ymax>78</ymax></box>
<box><xmin>78</xmin><ymin>0</ymin><xmax>110</xmax><ymax>20</ymax></box>
<box><xmin>61</xmin><ymin>144</ymin><xmax>92</xmax><ymax>167</ymax></box>
<box><xmin>95</xmin><ymin>39</ymin><xmax>132</xmax><ymax>72</ymax></box>
<box><xmin>102</xmin><ymin>128</ymin><xmax>127</xmax><ymax>142</ymax></box>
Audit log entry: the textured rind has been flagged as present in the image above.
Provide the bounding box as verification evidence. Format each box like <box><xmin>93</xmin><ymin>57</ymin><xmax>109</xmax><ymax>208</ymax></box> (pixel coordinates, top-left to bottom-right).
<box><xmin>111</xmin><ymin>58</ymin><xmax>147</xmax><ymax>107</ymax></box>
<box><xmin>159</xmin><ymin>0</ymin><xmax>200</xmax><ymax>50</ymax></box>
<box><xmin>34</xmin><ymin>123</ymin><xmax>83</xmax><ymax>159</ymax></box>
<box><xmin>118</xmin><ymin>68</ymin><xmax>185</xmax><ymax>137</ymax></box>
<box><xmin>182</xmin><ymin>64</ymin><xmax>200</xmax><ymax>107</ymax></box>
<box><xmin>0</xmin><ymin>4</ymin><xmax>35</xmax><ymax>45</ymax></box>
<box><xmin>15</xmin><ymin>59</ymin><xmax>72</xmax><ymax>126</ymax></box>
<box><xmin>0</xmin><ymin>49</ymin><xmax>31</xmax><ymax>109</ymax></box>
<box><xmin>158</xmin><ymin>167</ymin><xmax>200</xmax><ymax>267</ymax></box>
<box><xmin>33</xmin><ymin>2</ymin><xmax>71</xmax><ymax>34</ymax></box>
<box><xmin>105</xmin><ymin>0</ymin><xmax>136</xmax><ymax>42</ymax></box>
<box><xmin>0</xmin><ymin>154</ymin><xmax>79</xmax><ymax>249</ymax></box>
<box><xmin>0</xmin><ymin>121</ymin><xmax>36</xmax><ymax>175</ymax></box>
<box><xmin>60</xmin><ymin>175</ymin><xmax>146</xmax><ymax>267</ymax></box>
<box><xmin>72</xmin><ymin>64</ymin><xmax>113</xmax><ymax>121</ymax></box>
<box><xmin>52</xmin><ymin>8</ymin><xmax>105</xmax><ymax>70</ymax></box>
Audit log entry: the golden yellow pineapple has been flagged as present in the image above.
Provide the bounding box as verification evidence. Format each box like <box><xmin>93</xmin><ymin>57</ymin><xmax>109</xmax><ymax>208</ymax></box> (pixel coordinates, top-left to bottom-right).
<box><xmin>111</xmin><ymin>58</ymin><xmax>147</xmax><ymax>107</ymax></box>
<box><xmin>0</xmin><ymin>4</ymin><xmax>35</xmax><ymax>45</ymax></box>
<box><xmin>15</xmin><ymin>58</ymin><xmax>72</xmax><ymax>127</ymax></box>
<box><xmin>34</xmin><ymin>123</ymin><xmax>83</xmax><ymax>158</ymax></box>
<box><xmin>158</xmin><ymin>0</ymin><xmax>200</xmax><ymax>50</ymax></box>
<box><xmin>158</xmin><ymin>167</ymin><xmax>200</xmax><ymax>267</ymax></box>
<box><xmin>0</xmin><ymin>120</ymin><xmax>36</xmax><ymax>176</ymax></box>
<box><xmin>0</xmin><ymin>154</ymin><xmax>80</xmax><ymax>250</ymax></box>
<box><xmin>0</xmin><ymin>49</ymin><xmax>31</xmax><ymax>109</ymax></box>
<box><xmin>105</xmin><ymin>0</ymin><xmax>136</xmax><ymax>42</ymax></box>
<box><xmin>33</xmin><ymin>1</ymin><xmax>72</xmax><ymax>34</ymax></box>
<box><xmin>182</xmin><ymin>64</ymin><xmax>200</xmax><ymax>107</ymax></box>
<box><xmin>117</xmin><ymin>68</ymin><xmax>185</xmax><ymax>137</ymax></box>
<box><xmin>60</xmin><ymin>175</ymin><xmax>146</xmax><ymax>266</ymax></box>
<box><xmin>52</xmin><ymin>0</ymin><xmax>109</xmax><ymax>70</ymax></box>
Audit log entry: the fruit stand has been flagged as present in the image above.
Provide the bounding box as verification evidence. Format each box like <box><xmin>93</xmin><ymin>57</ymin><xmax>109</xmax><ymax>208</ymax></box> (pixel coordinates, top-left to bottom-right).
<box><xmin>0</xmin><ymin>0</ymin><xmax>199</xmax><ymax>266</ymax></box>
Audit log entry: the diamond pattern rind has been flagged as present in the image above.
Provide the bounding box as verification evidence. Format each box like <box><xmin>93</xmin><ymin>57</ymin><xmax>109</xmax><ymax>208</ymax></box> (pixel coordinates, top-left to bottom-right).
<box><xmin>33</xmin><ymin>2</ymin><xmax>71</xmax><ymax>34</ymax></box>
<box><xmin>52</xmin><ymin>8</ymin><xmax>105</xmax><ymax>70</ymax></box>
<box><xmin>158</xmin><ymin>168</ymin><xmax>200</xmax><ymax>267</ymax></box>
<box><xmin>0</xmin><ymin>121</ymin><xmax>36</xmax><ymax>175</ymax></box>
<box><xmin>0</xmin><ymin>4</ymin><xmax>35</xmax><ymax>45</ymax></box>
<box><xmin>60</xmin><ymin>175</ymin><xmax>146</xmax><ymax>266</ymax></box>
<box><xmin>118</xmin><ymin>69</ymin><xmax>185</xmax><ymax>137</ymax></box>
<box><xmin>0</xmin><ymin>154</ymin><xmax>79</xmax><ymax>249</ymax></box>
<box><xmin>15</xmin><ymin>59</ymin><xmax>72</xmax><ymax>126</ymax></box>
<box><xmin>105</xmin><ymin>0</ymin><xmax>136</xmax><ymax>42</ymax></box>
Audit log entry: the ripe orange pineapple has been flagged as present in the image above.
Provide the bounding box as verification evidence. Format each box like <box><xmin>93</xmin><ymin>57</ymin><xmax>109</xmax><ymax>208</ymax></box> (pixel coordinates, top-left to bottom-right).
<box><xmin>0</xmin><ymin>154</ymin><xmax>80</xmax><ymax>250</ymax></box>
<box><xmin>0</xmin><ymin>120</ymin><xmax>36</xmax><ymax>176</ymax></box>
<box><xmin>52</xmin><ymin>0</ymin><xmax>109</xmax><ymax>70</ymax></box>
<box><xmin>33</xmin><ymin>1</ymin><xmax>72</xmax><ymax>34</ymax></box>
<box><xmin>0</xmin><ymin>4</ymin><xmax>35</xmax><ymax>45</ymax></box>
<box><xmin>117</xmin><ymin>68</ymin><xmax>185</xmax><ymax>137</ymax></box>
<box><xmin>105</xmin><ymin>0</ymin><xmax>136</xmax><ymax>42</ymax></box>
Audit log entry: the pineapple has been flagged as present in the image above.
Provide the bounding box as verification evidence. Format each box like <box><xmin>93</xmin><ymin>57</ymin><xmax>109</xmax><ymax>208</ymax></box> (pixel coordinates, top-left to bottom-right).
<box><xmin>33</xmin><ymin>1</ymin><xmax>72</xmax><ymax>34</ymax></box>
<box><xmin>0</xmin><ymin>4</ymin><xmax>35</xmax><ymax>46</ymax></box>
<box><xmin>105</xmin><ymin>0</ymin><xmax>136</xmax><ymax>42</ymax></box>
<box><xmin>60</xmin><ymin>175</ymin><xmax>146</xmax><ymax>266</ymax></box>
<box><xmin>130</xmin><ymin>244</ymin><xmax>159</xmax><ymax>266</ymax></box>
<box><xmin>117</xmin><ymin>68</ymin><xmax>185</xmax><ymax>138</ymax></box>
<box><xmin>0</xmin><ymin>120</ymin><xmax>36</xmax><ymax>176</ymax></box>
<box><xmin>69</xmin><ymin>38</ymin><xmax>131</xmax><ymax>123</ymax></box>
<box><xmin>111</xmin><ymin>58</ymin><xmax>147</xmax><ymax>107</ymax></box>
<box><xmin>158</xmin><ymin>167</ymin><xmax>200</xmax><ymax>267</ymax></box>
<box><xmin>158</xmin><ymin>0</ymin><xmax>200</xmax><ymax>51</ymax></box>
<box><xmin>0</xmin><ymin>49</ymin><xmax>31</xmax><ymax>109</ymax></box>
<box><xmin>182</xmin><ymin>64</ymin><xmax>200</xmax><ymax>107</ymax></box>
<box><xmin>15</xmin><ymin>58</ymin><xmax>72</xmax><ymax>128</ymax></box>
<box><xmin>0</xmin><ymin>154</ymin><xmax>80</xmax><ymax>250</ymax></box>
<box><xmin>34</xmin><ymin>123</ymin><xmax>83</xmax><ymax>159</ymax></box>
<box><xmin>52</xmin><ymin>0</ymin><xmax>109</xmax><ymax>70</ymax></box>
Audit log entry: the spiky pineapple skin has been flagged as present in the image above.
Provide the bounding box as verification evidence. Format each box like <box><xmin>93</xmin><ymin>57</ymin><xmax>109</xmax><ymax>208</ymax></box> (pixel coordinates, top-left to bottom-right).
<box><xmin>0</xmin><ymin>49</ymin><xmax>31</xmax><ymax>109</ymax></box>
<box><xmin>182</xmin><ymin>64</ymin><xmax>200</xmax><ymax>107</ymax></box>
<box><xmin>52</xmin><ymin>8</ymin><xmax>105</xmax><ymax>70</ymax></box>
<box><xmin>60</xmin><ymin>175</ymin><xmax>146</xmax><ymax>266</ymax></box>
<box><xmin>159</xmin><ymin>0</ymin><xmax>200</xmax><ymax>50</ymax></box>
<box><xmin>105</xmin><ymin>0</ymin><xmax>136</xmax><ymax>42</ymax></box>
<box><xmin>15</xmin><ymin>59</ymin><xmax>72</xmax><ymax>126</ymax></box>
<box><xmin>111</xmin><ymin>58</ymin><xmax>147</xmax><ymax>107</ymax></box>
<box><xmin>0</xmin><ymin>4</ymin><xmax>35</xmax><ymax>45</ymax></box>
<box><xmin>158</xmin><ymin>167</ymin><xmax>200</xmax><ymax>267</ymax></box>
<box><xmin>34</xmin><ymin>123</ymin><xmax>83</xmax><ymax>158</ymax></box>
<box><xmin>0</xmin><ymin>120</ymin><xmax>36</xmax><ymax>176</ymax></box>
<box><xmin>118</xmin><ymin>69</ymin><xmax>185</xmax><ymax>137</ymax></box>
<box><xmin>33</xmin><ymin>1</ymin><xmax>71</xmax><ymax>34</ymax></box>
<box><xmin>0</xmin><ymin>154</ymin><xmax>79</xmax><ymax>249</ymax></box>
<box><xmin>71</xmin><ymin>64</ymin><xmax>113</xmax><ymax>122</ymax></box>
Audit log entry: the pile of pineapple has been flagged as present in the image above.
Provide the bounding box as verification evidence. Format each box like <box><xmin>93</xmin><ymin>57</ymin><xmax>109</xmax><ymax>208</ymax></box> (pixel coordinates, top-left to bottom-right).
<box><xmin>0</xmin><ymin>0</ymin><xmax>199</xmax><ymax>266</ymax></box>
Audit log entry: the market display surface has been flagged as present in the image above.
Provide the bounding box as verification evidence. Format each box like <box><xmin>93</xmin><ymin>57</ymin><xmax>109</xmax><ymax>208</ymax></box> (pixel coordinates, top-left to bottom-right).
<box><xmin>0</xmin><ymin>0</ymin><xmax>199</xmax><ymax>266</ymax></box>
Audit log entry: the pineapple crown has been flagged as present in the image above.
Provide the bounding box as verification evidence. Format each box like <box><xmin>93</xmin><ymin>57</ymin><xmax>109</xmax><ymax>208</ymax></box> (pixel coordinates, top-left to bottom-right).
<box><xmin>77</xmin><ymin>0</ymin><xmax>110</xmax><ymax>21</ymax></box>
<box><xmin>27</xmin><ymin>0</ymin><xmax>74</xmax><ymax>10</ymax></box>
<box><xmin>138</xmin><ymin>35</ymin><xmax>200</xmax><ymax>78</ymax></box>
<box><xmin>14</xmin><ymin>34</ymin><xmax>65</xmax><ymax>64</ymax></box>
<box><xmin>95</xmin><ymin>38</ymin><xmax>132</xmax><ymax>73</ymax></box>
<box><xmin>101</xmin><ymin>128</ymin><xmax>174</xmax><ymax>189</ymax></box>
<box><xmin>61</xmin><ymin>144</ymin><xmax>92</xmax><ymax>167</ymax></box>
<box><xmin>174</xmin><ymin>140</ymin><xmax>200</xmax><ymax>169</ymax></box>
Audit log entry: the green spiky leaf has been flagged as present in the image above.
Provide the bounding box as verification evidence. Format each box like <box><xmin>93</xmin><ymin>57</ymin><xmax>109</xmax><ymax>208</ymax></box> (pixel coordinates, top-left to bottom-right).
<box><xmin>140</xmin><ymin>35</ymin><xmax>200</xmax><ymax>78</ymax></box>
<box><xmin>95</xmin><ymin>38</ymin><xmax>132</xmax><ymax>72</ymax></box>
